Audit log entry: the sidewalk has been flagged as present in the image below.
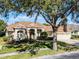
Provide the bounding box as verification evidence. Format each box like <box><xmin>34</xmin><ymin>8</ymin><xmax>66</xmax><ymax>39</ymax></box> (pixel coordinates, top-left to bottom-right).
<box><xmin>31</xmin><ymin>50</ymin><xmax>79</xmax><ymax>59</ymax></box>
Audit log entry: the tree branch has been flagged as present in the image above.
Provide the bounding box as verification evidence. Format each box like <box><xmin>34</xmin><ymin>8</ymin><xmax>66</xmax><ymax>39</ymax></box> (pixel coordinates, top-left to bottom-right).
<box><xmin>40</xmin><ymin>12</ymin><xmax>54</xmax><ymax>26</ymax></box>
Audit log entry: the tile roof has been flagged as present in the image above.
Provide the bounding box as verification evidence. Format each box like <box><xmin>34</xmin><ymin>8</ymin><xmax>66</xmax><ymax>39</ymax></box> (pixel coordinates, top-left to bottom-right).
<box><xmin>6</xmin><ymin>22</ymin><xmax>44</xmax><ymax>31</ymax></box>
<box><xmin>43</xmin><ymin>26</ymin><xmax>52</xmax><ymax>31</ymax></box>
<box><xmin>6</xmin><ymin>22</ymin><xmax>72</xmax><ymax>32</ymax></box>
<box><xmin>43</xmin><ymin>25</ymin><xmax>72</xmax><ymax>32</ymax></box>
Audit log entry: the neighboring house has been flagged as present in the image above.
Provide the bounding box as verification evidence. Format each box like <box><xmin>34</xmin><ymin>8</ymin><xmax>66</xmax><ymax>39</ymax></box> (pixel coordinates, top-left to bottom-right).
<box><xmin>70</xmin><ymin>24</ymin><xmax>79</xmax><ymax>36</ymax></box>
<box><xmin>71</xmin><ymin>30</ymin><xmax>79</xmax><ymax>36</ymax></box>
<box><xmin>6</xmin><ymin>22</ymin><xmax>75</xmax><ymax>41</ymax></box>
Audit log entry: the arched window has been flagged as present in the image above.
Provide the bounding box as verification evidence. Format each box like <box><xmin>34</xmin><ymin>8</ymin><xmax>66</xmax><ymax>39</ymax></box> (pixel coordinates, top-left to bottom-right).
<box><xmin>17</xmin><ymin>31</ymin><xmax>25</xmax><ymax>40</ymax></box>
<box><xmin>37</xmin><ymin>29</ymin><xmax>42</xmax><ymax>37</ymax></box>
<box><xmin>37</xmin><ymin>29</ymin><xmax>42</xmax><ymax>33</ymax></box>
<box><xmin>29</xmin><ymin>29</ymin><xmax>35</xmax><ymax>39</ymax></box>
<box><xmin>29</xmin><ymin>29</ymin><xmax>35</xmax><ymax>35</ymax></box>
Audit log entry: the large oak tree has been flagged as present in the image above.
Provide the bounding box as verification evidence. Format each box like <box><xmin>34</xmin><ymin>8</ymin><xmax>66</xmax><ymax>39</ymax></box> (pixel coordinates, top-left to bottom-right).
<box><xmin>0</xmin><ymin>0</ymin><xmax>79</xmax><ymax>50</ymax></box>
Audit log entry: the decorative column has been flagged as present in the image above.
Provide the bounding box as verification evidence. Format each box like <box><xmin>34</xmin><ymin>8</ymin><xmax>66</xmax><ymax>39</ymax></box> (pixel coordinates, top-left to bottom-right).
<box><xmin>23</xmin><ymin>29</ymin><xmax>26</xmax><ymax>39</ymax></box>
<box><xmin>14</xmin><ymin>29</ymin><xmax>18</xmax><ymax>41</ymax></box>
<box><xmin>6</xmin><ymin>31</ymin><xmax>8</xmax><ymax>37</ymax></box>
<box><xmin>25</xmin><ymin>29</ymin><xmax>27</xmax><ymax>38</ymax></box>
<box><xmin>35</xmin><ymin>28</ymin><xmax>38</xmax><ymax>39</ymax></box>
<box><xmin>42</xmin><ymin>29</ymin><xmax>44</xmax><ymax>32</ymax></box>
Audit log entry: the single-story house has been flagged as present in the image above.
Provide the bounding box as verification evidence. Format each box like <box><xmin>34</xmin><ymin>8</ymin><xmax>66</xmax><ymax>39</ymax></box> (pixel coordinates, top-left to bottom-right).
<box><xmin>6</xmin><ymin>22</ymin><xmax>75</xmax><ymax>41</ymax></box>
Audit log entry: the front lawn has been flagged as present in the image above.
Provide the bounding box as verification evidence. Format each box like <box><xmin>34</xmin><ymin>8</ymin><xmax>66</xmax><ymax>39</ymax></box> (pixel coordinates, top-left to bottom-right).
<box><xmin>0</xmin><ymin>37</ymin><xmax>79</xmax><ymax>59</ymax></box>
<box><xmin>0</xmin><ymin>47</ymin><xmax>19</xmax><ymax>54</ymax></box>
<box><xmin>0</xmin><ymin>39</ymin><xmax>79</xmax><ymax>54</ymax></box>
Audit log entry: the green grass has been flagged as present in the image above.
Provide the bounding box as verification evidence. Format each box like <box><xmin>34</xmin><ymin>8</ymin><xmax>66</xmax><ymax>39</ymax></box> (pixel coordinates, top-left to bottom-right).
<box><xmin>0</xmin><ymin>48</ymin><xmax>20</xmax><ymax>54</ymax></box>
<box><xmin>0</xmin><ymin>41</ymin><xmax>78</xmax><ymax>54</ymax></box>
<box><xmin>0</xmin><ymin>50</ymin><xmax>65</xmax><ymax>59</ymax></box>
<box><xmin>0</xmin><ymin>41</ymin><xmax>79</xmax><ymax>59</ymax></box>
<box><xmin>0</xmin><ymin>37</ymin><xmax>79</xmax><ymax>59</ymax></box>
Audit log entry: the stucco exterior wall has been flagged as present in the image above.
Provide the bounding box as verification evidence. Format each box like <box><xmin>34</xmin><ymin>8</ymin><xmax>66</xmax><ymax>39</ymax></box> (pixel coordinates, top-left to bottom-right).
<box><xmin>6</xmin><ymin>28</ymin><xmax>44</xmax><ymax>40</ymax></box>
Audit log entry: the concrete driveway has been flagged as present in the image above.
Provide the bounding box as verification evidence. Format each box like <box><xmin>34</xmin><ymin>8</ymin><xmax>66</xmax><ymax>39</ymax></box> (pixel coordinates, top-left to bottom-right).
<box><xmin>57</xmin><ymin>33</ymin><xmax>79</xmax><ymax>46</ymax></box>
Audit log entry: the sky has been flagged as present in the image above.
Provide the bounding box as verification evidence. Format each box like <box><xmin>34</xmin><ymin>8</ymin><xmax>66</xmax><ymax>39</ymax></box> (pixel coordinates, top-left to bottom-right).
<box><xmin>0</xmin><ymin>11</ymin><xmax>73</xmax><ymax>25</ymax></box>
<box><xmin>0</xmin><ymin>12</ymin><xmax>46</xmax><ymax>25</ymax></box>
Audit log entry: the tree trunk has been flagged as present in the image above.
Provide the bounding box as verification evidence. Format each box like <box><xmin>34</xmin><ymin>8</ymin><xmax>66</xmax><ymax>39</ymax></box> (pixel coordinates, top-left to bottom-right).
<box><xmin>63</xmin><ymin>24</ymin><xmax>67</xmax><ymax>32</ymax></box>
<box><xmin>52</xmin><ymin>27</ymin><xmax>57</xmax><ymax>50</ymax></box>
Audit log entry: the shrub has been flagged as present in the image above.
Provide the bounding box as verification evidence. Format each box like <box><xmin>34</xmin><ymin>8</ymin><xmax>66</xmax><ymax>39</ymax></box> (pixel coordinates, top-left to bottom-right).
<box><xmin>39</xmin><ymin>31</ymin><xmax>48</xmax><ymax>40</ymax></box>
<box><xmin>71</xmin><ymin>35</ymin><xmax>79</xmax><ymax>39</ymax></box>
<box><xmin>2</xmin><ymin>36</ymin><xmax>10</xmax><ymax>42</ymax></box>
